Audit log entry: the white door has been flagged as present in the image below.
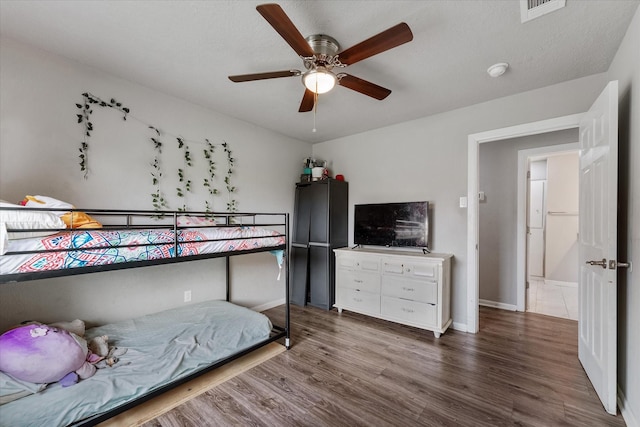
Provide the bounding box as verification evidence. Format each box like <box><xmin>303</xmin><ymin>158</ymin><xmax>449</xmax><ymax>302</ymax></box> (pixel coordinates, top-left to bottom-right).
<box><xmin>578</xmin><ymin>80</ymin><xmax>618</xmax><ymax>415</ymax></box>
<box><xmin>528</xmin><ymin>179</ymin><xmax>545</xmax><ymax>277</ymax></box>
<box><xmin>528</xmin><ymin>228</ymin><xmax>545</xmax><ymax>277</ymax></box>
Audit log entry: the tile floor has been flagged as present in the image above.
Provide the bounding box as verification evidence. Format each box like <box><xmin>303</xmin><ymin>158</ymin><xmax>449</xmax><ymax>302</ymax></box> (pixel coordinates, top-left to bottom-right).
<box><xmin>527</xmin><ymin>278</ymin><xmax>578</xmax><ymax>321</ymax></box>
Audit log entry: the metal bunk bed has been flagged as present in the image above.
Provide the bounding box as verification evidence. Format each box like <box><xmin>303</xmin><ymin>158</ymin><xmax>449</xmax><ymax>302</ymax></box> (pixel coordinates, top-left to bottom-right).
<box><xmin>0</xmin><ymin>207</ymin><xmax>291</xmax><ymax>426</ymax></box>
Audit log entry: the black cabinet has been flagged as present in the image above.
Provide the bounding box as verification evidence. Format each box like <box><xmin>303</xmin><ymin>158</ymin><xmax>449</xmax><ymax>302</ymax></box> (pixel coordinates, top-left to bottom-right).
<box><xmin>290</xmin><ymin>178</ymin><xmax>348</xmax><ymax>310</ymax></box>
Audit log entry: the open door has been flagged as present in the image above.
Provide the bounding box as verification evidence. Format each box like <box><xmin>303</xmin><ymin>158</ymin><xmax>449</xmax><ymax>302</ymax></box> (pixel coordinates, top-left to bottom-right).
<box><xmin>578</xmin><ymin>80</ymin><xmax>618</xmax><ymax>415</ymax></box>
<box><xmin>527</xmin><ymin>178</ymin><xmax>546</xmax><ymax>278</ymax></box>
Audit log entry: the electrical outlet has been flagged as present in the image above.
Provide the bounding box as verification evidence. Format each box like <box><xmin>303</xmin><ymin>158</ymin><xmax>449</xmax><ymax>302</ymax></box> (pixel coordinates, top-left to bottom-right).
<box><xmin>184</xmin><ymin>290</ymin><xmax>192</xmax><ymax>303</ymax></box>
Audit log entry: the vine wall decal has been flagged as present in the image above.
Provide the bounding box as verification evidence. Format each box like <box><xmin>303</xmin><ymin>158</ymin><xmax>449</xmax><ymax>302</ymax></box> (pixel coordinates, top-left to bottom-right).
<box><xmin>75</xmin><ymin>93</ymin><xmax>237</xmax><ymax>213</ymax></box>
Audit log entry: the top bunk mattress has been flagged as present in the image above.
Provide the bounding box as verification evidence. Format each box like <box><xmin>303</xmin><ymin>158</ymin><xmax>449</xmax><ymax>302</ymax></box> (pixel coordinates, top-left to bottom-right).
<box><xmin>0</xmin><ymin>225</ymin><xmax>285</xmax><ymax>280</ymax></box>
<box><xmin>0</xmin><ymin>299</ymin><xmax>273</xmax><ymax>426</ymax></box>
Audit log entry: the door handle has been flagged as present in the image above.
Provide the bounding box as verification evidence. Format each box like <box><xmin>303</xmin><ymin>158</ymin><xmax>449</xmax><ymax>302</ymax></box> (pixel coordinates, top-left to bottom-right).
<box><xmin>609</xmin><ymin>260</ymin><xmax>632</xmax><ymax>271</ymax></box>
<box><xmin>586</xmin><ymin>258</ymin><xmax>607</xmax><ymax>269</ymax></box>
<box><xmin>585</xmin><ymin>259</ymin><xmax>633</xmax><ymax>271</ymax></box>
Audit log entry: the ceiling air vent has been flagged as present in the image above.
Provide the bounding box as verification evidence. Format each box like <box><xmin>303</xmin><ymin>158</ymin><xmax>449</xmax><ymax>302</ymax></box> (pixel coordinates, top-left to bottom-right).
<box><xmin>520</xmin><ymin>0</ymin><xmax>566</xmax><ymax>23</ymax></box>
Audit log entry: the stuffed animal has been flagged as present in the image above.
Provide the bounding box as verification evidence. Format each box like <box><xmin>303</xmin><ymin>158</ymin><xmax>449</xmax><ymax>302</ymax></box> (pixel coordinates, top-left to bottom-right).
<box><xmin>0</xmin><ymin>319</ymin><xmax>128</xmax><ymax>394</ymax></box>
<box><xmin>0</xmin><ymin>323</ymin><xmax>97</xmax><ymax>386</ymax></box>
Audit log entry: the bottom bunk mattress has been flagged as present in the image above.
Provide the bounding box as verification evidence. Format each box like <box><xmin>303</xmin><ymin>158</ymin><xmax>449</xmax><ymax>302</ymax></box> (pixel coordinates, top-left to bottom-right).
<box><xmin>0</xmin><ymin>300</ymin><xmax>273</xmax><ymax>426</ymax></box>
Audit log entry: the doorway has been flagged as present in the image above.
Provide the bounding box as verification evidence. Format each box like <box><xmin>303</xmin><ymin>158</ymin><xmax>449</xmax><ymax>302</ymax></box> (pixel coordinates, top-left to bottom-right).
<box><xmin>476</xmin><ymin>133</ymin><xmax>578</xmax><ymax>315</ymax></box>
<box><xmin>525</xmin><ymin>149</ymin><xmax>579</xmax><ymax>320</ymax></box>
<box><xmin>466</xmin><ymin>114</ymin><xmax>582</xmax><ymax>333</ymax></box>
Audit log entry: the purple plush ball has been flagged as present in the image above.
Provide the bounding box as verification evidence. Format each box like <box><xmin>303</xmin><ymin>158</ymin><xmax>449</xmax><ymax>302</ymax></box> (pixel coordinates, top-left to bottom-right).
<box><xmin>0</xmin><ymin>324</ymin><xmax>86</xmax><ymax>384</ymax></box>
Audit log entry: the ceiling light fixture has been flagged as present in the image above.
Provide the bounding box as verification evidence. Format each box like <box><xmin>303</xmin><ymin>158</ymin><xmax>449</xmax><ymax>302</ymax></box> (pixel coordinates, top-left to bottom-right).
<box><xmin>487</xmin><ymin>62</ymin><xmax>509</xmax><ymax>78</ymax></box>
<box><xmin>302</xmin><ymin>67</ymin><xmax>336</xmax><ymax>94</ymax></box>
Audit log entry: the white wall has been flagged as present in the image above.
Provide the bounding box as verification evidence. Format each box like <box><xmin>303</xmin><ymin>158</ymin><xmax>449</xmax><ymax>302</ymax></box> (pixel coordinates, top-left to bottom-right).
<box><xmin>606</xmin><ymin>6</ymin><xmax>640</xmax><ymax>425</ymax></box>
<box><xmin>313</xmin><ymin>72</ymin><xmax>606</xmax><ymax>328</ymax></box>
<box><xmin>0</xmin><ymin>37</ymin><xmax>311</xmax><ymax>331</ymax></box>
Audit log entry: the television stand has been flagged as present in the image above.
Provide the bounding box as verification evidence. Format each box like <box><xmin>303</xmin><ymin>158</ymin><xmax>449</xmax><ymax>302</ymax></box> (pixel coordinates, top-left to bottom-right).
<box><xmin>333</xmin><ymin>247</ymin><xmax>452</xmax><ymax>338</ymax></box>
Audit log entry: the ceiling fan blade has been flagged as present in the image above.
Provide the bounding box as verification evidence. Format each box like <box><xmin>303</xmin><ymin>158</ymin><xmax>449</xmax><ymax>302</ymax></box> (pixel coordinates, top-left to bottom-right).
<box><xmin>338</xmin><ymin>23</ymin><xmax>413</xmax><ymax>66</ymax></box>
<box><xmin>256</xmin><ymin>4</ymin><xmax>315</xmax><ymax>58</ymax></box>
<box><xmin>299</xmin><ymin>89</ymin><xmax>315</xmax><ymax>112</ymax></box>
<box><xmin>338</xmin><ymin>74</ymin><xmax>392</xmax><ymax>100</ymax></box>
<box><xmin>228</xmin><ymin>70</ymin><xmax>300</xmax><ymax>82</ymax></box>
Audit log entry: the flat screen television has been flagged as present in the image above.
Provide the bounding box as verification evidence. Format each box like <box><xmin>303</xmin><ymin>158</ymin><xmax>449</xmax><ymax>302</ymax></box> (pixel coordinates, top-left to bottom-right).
<box><xmin>354</xmin><ymin>201</ymin><xmax>429</xmax><ymax>249</ymax></box>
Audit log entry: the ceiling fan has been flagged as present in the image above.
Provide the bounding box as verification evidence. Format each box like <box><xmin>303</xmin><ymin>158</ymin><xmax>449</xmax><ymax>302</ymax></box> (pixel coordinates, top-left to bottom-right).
<box><xmin>228</xmin><ymin>3</ymin><xmax>413</xmax><ymax>113</ymax></box>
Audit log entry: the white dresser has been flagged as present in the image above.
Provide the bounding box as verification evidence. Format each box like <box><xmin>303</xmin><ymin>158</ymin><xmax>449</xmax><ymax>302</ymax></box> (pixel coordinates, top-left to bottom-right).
<box><xmin>334</xmin><ymin>247</ymin><xmax>452</xmax><ymax>338</ymax></box>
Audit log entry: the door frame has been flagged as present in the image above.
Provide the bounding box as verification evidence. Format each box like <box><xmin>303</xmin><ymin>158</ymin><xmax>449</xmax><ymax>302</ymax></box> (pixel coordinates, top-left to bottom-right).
<box><xmin>517</xmin><ymin>143</ymin><xmax>579</xmax><ymax>312</ymax></box>
<box><xmin>466</xmin><ymin>114</ymin><xmax>583</xmax><ymax>332</ymax></box>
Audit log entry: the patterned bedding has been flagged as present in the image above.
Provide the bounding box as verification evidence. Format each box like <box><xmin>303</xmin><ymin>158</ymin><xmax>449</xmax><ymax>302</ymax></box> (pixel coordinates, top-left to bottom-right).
<box><xmin>0</xmin><ymin>226</ymin><xmax>285</xmax><ymax>276</ymax></box>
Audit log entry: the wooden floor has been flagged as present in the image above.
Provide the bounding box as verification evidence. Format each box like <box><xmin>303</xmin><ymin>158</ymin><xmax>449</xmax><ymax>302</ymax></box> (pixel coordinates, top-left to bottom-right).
<box><xmin>145</xmin><ymin>305</ymin><xmax>626</xmax><ymax>427</ymax></box>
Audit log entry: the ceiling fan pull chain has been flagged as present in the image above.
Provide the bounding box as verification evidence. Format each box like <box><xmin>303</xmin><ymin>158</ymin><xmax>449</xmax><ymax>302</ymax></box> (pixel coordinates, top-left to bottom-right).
<box><xmin>312</xmin><ymin>106</ymin><xmax>316</xmax><ymax>132</ymax></box>
<box><xmin>312</xmin><ymin>84</ymin><xmax>318</xmax><ymax>132</ymax></box>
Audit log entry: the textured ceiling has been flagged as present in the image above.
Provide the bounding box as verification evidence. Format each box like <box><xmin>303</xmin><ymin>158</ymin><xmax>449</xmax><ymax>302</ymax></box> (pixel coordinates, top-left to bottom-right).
<box><xmin>1</xmin><ymin>0</ymin><xmax>638</xmax><ymax>143</ymax></box>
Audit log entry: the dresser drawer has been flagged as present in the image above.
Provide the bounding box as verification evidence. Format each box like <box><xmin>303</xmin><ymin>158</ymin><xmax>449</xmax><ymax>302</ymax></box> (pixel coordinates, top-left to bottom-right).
<box><xmin>382</xmin><ymin>276</ymin><xmax>437</xmax><ymax>304</ymax></box>
<box><xmin>337</xmin><ymin>270</ymin><xmax>380</xmax><ymax>293</ymax></box>
<box><xmin>409</xmin><ymin>262</ymin><xmax>438</xmax><ymax>280</ymax></box>
<box><xmin>382</xmin><ymin>261</ymin><xmax>439</xmax><ymax>280</ymax></box>
<box><xmin>337</xmin><ymin>255</ymin><xmax>380</xmax><ymax>273</ymax></box>
<box><xmin>337</xmin><ymin>288</ymin><xmax>380</xmax><ymax>315</ymax></box>
<box><xmin>381</xmin><ymin>296</ymin><xmax>436</xmax><ymax>326</ymax></box>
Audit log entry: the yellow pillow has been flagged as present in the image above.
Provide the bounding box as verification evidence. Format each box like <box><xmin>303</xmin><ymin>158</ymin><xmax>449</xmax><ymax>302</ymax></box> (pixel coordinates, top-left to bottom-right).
<box><xmin>60</xmin><ymin>212</ymin><xmax>102</xmax><ymax>229</ymax></box>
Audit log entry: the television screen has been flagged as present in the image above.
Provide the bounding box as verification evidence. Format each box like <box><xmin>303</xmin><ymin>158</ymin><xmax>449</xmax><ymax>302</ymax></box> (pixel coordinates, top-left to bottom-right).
<box><xmin>354</xmin><ymin>201</ymin><xmax>429</xmax><ymax>248</ymax></box>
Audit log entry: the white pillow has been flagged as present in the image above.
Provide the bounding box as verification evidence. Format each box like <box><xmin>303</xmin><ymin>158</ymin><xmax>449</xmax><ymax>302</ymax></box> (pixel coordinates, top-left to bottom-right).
<box><xmin>24</xmin><ymin>195</ymin><xmax>73</xmax><ymax>215</ymax></box>
<box><xmin>0</xmin><ymin>201</ymin><xmax>65</xmax><ymax>239</ymax></box>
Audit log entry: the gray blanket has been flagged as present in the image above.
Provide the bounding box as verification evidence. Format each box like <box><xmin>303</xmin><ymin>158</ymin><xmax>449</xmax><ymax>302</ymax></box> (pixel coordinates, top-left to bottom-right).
<box><xmin>0</xmin><ymin>300</ymin><xmax>272</xmax><ymax>427</ymax></box>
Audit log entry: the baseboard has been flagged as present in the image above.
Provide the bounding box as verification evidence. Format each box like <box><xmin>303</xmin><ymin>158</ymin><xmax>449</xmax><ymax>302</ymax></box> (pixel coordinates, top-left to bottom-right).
<box><xmin>252</xmin><ymin>298</ymin><xmax>285</xmax><ymax>313</ymax></box>
<box><xmin>479</xmin><ymin>299</ymin><xmax>517</xmax><ymax>311</ymax></box>
<box><xmin>618</xmin><ymin>385</ymin><xmax>639</xmax><ymax>427</ymax></box>
<box><xmin>452</xmin><ymin>321</ymin><xmax>467</xmax><ymax>332</ymax></box>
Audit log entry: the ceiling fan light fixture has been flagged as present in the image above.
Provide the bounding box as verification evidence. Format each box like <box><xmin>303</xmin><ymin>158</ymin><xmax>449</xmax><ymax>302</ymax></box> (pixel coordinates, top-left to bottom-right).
<box><xmin>303</xmin><ymin>68</ymin><xmax>336</xmax><ymax>94</ymax></box>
